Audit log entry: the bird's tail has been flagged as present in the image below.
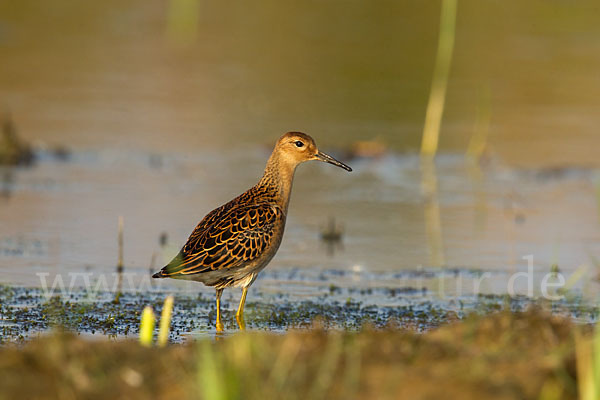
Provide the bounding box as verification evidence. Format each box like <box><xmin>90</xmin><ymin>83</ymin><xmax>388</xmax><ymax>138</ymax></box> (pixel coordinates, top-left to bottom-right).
<box><xmin>152</xmin><ymin>270</ymin><xmax>166</xmax><ymax>278</ymax></box>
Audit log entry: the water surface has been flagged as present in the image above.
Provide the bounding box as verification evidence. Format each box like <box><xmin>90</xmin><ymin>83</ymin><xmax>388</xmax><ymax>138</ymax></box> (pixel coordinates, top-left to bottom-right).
<box><xmin>1</xmin><ymin>0</ymin><xmax>600</xmax><ymax>309</ymax></box>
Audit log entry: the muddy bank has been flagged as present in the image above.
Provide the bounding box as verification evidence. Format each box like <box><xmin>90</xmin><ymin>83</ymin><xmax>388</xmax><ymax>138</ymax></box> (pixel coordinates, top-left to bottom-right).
<box><xmin>0</xmin><ymin>310</ymin><xmax>586</xmax><ymax>400</ymax></box>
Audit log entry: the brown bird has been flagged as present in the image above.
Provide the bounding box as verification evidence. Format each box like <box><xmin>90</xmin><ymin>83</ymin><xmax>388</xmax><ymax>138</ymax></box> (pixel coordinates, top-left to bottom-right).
<box><xmin>152</xmin><ymin>132</ymin><xmax>352</xmax><ymax>331</ymax></box>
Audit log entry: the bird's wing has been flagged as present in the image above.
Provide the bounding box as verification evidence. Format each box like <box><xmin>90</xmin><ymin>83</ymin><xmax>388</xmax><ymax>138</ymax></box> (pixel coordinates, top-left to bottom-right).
<box><xmin>157</xmin><ymin>203</ymin><xmax>282</xmax><ymax>277</ymax></box>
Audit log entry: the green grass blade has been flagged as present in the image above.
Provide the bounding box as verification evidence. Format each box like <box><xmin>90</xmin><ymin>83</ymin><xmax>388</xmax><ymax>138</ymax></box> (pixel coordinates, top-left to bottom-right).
<box><xmin>158</xmin><ymin>296</ymin><xmax>174</xmax><ymax>347</ymax></box>
<box><xmin>139</xmin><ymin>306</ymin><xmax>155</xmax><ymax>347</ymax></box>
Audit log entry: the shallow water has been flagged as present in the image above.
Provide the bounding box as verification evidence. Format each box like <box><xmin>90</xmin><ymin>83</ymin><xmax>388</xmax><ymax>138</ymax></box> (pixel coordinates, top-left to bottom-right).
<box><xmin>0</xmin><ymin>149</ymin><xmax>599</xmax><ymax>306</ymax></box>
<box><xmin>1</xmin><ymin>0</ymin><xmax>600</xmax><ymax>325</ymax></box>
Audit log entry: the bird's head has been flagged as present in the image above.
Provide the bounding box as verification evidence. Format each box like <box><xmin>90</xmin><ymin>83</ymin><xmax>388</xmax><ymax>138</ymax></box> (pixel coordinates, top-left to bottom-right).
<box><xmin>274</xmin><ymin>132</ymin><xmax>352</xmax><ymax>172</ymax></box>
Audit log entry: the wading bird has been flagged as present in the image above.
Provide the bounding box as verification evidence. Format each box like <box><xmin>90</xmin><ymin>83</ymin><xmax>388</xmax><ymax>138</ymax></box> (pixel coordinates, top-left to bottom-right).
<box><xmin>152</xmin><ymin>132</ymin><xmax>352</xmax><ymax>331</ymax></box>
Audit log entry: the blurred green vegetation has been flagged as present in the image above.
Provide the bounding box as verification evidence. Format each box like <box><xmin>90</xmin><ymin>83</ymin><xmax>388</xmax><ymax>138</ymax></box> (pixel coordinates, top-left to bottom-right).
<box><xmin>0</xmin><ymin>310</ymin><xmax>586</xmax><ymax>399</ymax></box>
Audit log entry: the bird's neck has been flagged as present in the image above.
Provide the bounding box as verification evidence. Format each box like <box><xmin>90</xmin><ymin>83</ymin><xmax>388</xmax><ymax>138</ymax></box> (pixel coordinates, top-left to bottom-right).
<box><xmin>257</xmin><ymin>152</ymin><xmax>297</xmax><ymax>212</ymax></box>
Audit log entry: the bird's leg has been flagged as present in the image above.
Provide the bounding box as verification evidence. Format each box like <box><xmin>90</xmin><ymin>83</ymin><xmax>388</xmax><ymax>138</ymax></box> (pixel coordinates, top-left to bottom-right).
<box><xmin>235</xmin><ymin>287</ymin><xmax>248</xmax><ymax>331</ymax></box>
<box><xmin>215</xmin><ymin>288</ymin><xmax>224</xmax><ymax>332</ymax></box>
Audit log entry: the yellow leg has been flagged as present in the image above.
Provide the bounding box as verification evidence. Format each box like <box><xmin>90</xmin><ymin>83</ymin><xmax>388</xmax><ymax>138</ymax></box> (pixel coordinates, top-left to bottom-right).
<box><xmin>235</xmin><ymin>287</ymin><xmax>248</xmax><ymax>331</ymax></box>
<box><xmin>215</xmin><ymin>289</ymin><xmax>224</xmax><ymax>332</ymax></box>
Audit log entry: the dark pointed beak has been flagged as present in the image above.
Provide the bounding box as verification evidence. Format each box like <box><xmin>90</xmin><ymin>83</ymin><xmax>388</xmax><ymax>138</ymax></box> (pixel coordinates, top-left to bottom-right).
<box><xmin>315</xmin><ymin>151</ymin><xmax>352</xmax><ymax>172</ymax></box>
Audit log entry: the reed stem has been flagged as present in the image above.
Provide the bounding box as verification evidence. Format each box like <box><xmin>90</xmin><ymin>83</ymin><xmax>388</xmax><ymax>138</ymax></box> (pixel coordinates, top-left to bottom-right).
<box><xmin>421</xmin><ymin>0</ymin><xmax>458</xmax><ymax>157</ymax></box>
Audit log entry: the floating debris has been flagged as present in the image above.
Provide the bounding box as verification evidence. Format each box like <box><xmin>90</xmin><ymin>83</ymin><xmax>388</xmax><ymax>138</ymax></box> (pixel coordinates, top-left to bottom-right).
<box><xmin>0</xmin><ymin>114</ymin><xmax>35</xmax><ymax>167</ymax></box>
<box><xmin>50</xmin><ymin>145</ymin><xmax>71</xmax><ymax>162</ymax></box>
<box><xmin>114</xmin><ymin>216</ymin><xmax>125</xmax><ymax>303</ymax></box>
<box><xmin>0</xmin><ymin>168</ymin><xmax>14</xmax><ymax>199</ymax></box>
<box><xmin>320</xmin><ymin>217</ymin><xmax>344</xmax><ymax>256</ymax></box>
<box><xmin>159</xmin><ymin>232</ymin><xmax>169</xmax><ymax>247</ymax></box>
<box><xmin>347</xmin><ymin>138</ymin><xmax>387</xmax><ymax>160</ymax></box>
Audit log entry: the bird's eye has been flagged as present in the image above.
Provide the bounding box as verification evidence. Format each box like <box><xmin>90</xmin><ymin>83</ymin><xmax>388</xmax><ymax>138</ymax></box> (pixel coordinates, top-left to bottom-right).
<box><xmin>294</xmin><ymin>141</ymin><xmax>304</xmax><ymax>148</ymax></box>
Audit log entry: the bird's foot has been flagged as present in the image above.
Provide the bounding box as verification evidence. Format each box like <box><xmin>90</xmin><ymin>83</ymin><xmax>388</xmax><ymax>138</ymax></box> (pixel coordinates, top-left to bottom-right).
<box><xmin>235</xmin><ymin>313</ymin><xmax>246</xmax><ymax>331</ymax></box>
<box><xmin>216</xmin><ymin>318</ymin><xmax>225</xmax><ymax>333</ymax></box>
